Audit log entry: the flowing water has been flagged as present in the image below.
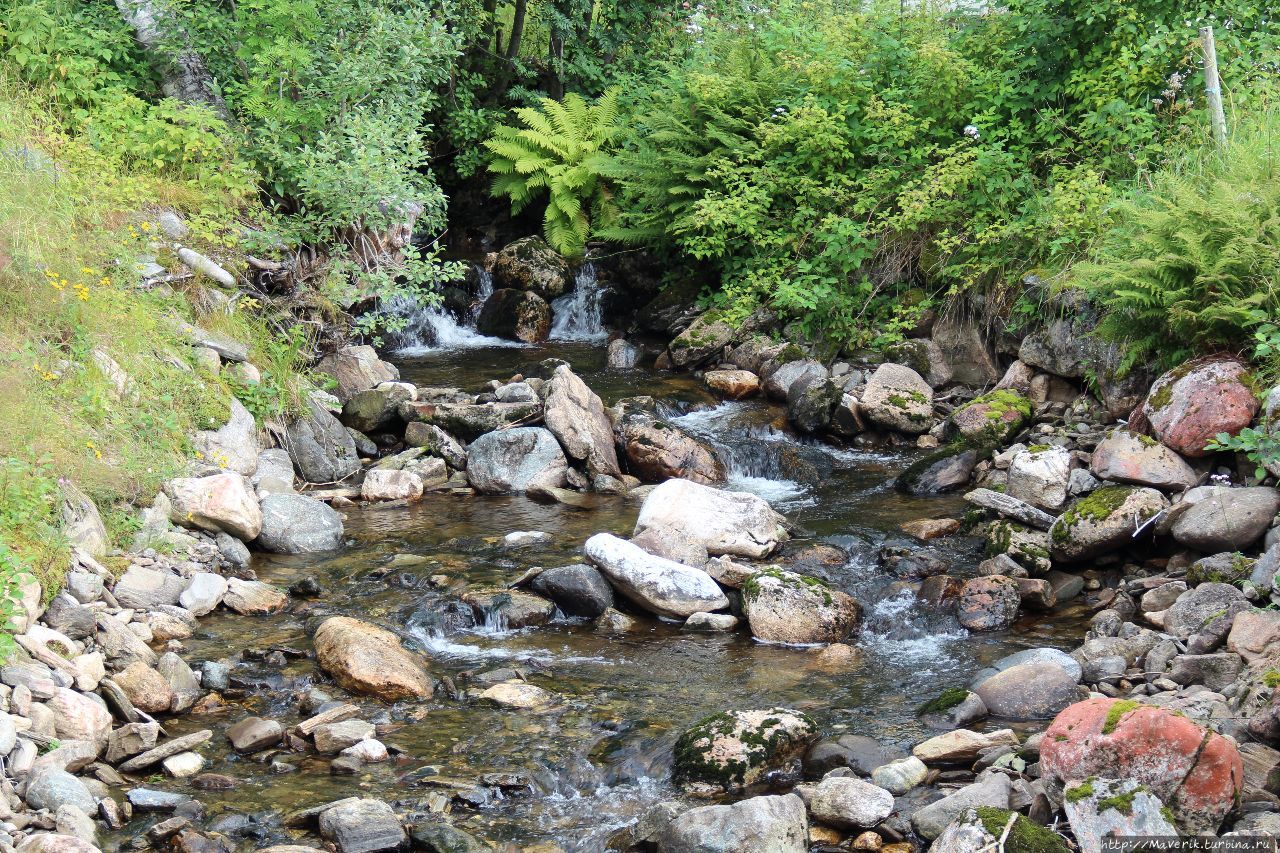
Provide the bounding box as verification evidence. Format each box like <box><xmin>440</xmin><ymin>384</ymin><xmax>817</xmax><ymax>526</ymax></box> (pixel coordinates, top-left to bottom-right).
<box><xmin>549</xmin><ymin>264</ymin><xmax>609</xmax><ymax>343</ymax></box>
<box><xmin>167</xmin><ymin>341</ymin><xmax>1086</xmax><ymax>851</ymax></box>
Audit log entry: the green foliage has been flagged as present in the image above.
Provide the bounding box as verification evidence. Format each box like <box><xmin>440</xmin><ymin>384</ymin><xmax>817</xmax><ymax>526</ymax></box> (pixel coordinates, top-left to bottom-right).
<box><xmin>485</xmin><ymin>90</ymin><xmax>621</xmax><ymax>257</ymax></box>
<box><xmin>594</xmin><ymin>0</ymin><xmax>1280</xmax><ymax>350</ymax></box>
<box><xmin>1071</xmin><ymin>114</ymin><xmax>1280</xmax><ymax>372</ymax></box>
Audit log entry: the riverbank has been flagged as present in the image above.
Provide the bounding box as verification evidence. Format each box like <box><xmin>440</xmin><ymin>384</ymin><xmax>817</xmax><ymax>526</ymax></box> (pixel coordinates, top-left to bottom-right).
<box><xmin>5</xmin><ymin>254</ymin><xmax>1280</xmax><ymax>850</ymax></box>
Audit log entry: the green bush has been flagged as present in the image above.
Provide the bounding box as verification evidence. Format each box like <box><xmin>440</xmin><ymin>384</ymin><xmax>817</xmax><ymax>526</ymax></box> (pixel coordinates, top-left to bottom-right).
<box><xmin>1072</xmin><ymin>113</ymin><xmax>1280</xmax><ymax>372</ymax></box>
<box><xmin>485</xmin><ymin>90</ymin><xmax>621</xmax><ymax>257</ymax></box>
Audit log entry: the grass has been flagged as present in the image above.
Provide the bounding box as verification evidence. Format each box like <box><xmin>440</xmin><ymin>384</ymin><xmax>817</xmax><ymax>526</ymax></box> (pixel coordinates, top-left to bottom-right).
<box><xmin>0</xmin><ymin>80</ymin><xmax>311</xmax><ymax>611</ymax></box>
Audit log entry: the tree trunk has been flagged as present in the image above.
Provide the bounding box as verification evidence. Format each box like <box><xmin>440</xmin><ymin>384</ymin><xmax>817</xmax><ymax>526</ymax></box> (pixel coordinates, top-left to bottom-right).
<box><xmin>114</xmin><ymin>0</ymin><xmax>230</xmax><ymax>121</ymax></box>
<box><xmin>505</xmin><ymin>0</ymin><xmax>528</xmax><ymax>59</ymax></box>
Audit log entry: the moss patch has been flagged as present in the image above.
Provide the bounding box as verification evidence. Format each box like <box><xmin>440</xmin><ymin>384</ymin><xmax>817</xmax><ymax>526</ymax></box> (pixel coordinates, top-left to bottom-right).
<box><xmin>1065</xmin><ymin>778</ymin><xmax>1096</xmax><ymax>802</ymax></box>
<box><xmin>974</xmin><ymin>807</ymin><xmax>1069</xmax><ymax>853</ymax></box>
<box><xmin>1097</xmin><ymin>785</ymin><xmax>1145</xmax><ymax>816</ymax></box>
<box><xmin>1052</xmin><ymin>485</ymin><xmax>1136</xmax><ymax>544</ymax></box>
<box><xmin>918</xmin><ymin>687</ymin><xmax>969</xmax><ymax>715</ymax></box>
<box><xmin>1102</xmin><ymin>699</ymin><xmax>1141</xmax><ymax>734</ymax></box>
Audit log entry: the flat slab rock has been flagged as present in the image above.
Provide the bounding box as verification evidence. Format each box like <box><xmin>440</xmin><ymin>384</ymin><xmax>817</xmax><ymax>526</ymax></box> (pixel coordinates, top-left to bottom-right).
<box><xmin>318</xmin><ymin>798</ymin><xmax>407</xmax><ymax>853</ymax></box>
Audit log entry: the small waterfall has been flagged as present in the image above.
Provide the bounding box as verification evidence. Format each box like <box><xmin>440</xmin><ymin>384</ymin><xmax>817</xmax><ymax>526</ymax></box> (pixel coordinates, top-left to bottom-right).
<box><xmin>549</xmin><ymin>264</ymin><xmax>608</xmax><ymax>342</ymax></box>
<box><xmin>390</xmin><ymin>265</ymin><xmax>520</xmax><ymax>354</ymax></box>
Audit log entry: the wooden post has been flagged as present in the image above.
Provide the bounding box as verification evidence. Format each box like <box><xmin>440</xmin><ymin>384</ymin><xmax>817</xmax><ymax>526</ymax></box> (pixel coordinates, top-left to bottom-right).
<box><xmin>1200</xmin><ymin>25</ymin><xmax>1228</xmax><ymax>147</ymax></box>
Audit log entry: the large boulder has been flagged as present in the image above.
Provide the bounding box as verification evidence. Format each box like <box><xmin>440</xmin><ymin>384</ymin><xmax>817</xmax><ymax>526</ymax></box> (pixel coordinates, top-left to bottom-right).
<box><xmin>1049</xmin><ymin>486</ymin><xmax>1167</xmax><ymax>562</ymax></box>
<box><xmin>165</xmin><ymin>473</ymin><xmax>262</xmax><ymax>541</ymax></box>
<box><xmin>743</xmin><ymin>569</ymin><xmax>862</xmax><ymax>645</ymax></box>
<box><xmin>1005</xmin><ymin>445</ymin><xmax>1072</xmax><ymax>512</ymax></box>
<box><xmin>1143</xmin><ymin>358</ymin><xmax>1260</xmax><ymax>459</ymax></box>
<box><xmin>704</xmin><ymin>369</ymin><xmax>760</xmax><ymax>400</ymax></box>
<box><xmin>617</xmin><ymin>412</ymin><xmax>725</xmax><ymax>485</ymax></box>
<box><xmin>583</xmin><ymin>534</ymin><xmax>728</xmax><ymax>618</ymax></box>
<box><xmin>285</xmin><ymin>398</ymin><xmax>361</xmax><ymax>484</ymax></box>
<box><xmin>316</xmin><ymin>345</ymin><xmax>399</xmax><ymax>403</ymax></box>
<box><xmin>956</xmin><ymin>575</ymin><xmax>1021</xmax><ymax>632</ymax></box>
<box><xmin>530</xmin><ymin>564</ymin><xmax>614</xmax><ymax>618</ymax></box>
<box><xmin>859</xmin><ymin>363</ymin><xmax>934</xmax><ymax>435</ymax></box>
<box><xmin>1089</xmin><ymin>430</ymin><xmax>1199</xmax><ymax>491</ymax></box>
<box><xmin>787</xmin><ymin>378</ymin><xmax>842</xmax><ymax>434</ymax></box>
<box><xmin>1063</xmin><ymin>778</ymin><xmax>1178</xmax><ymax>853</ymax></box>
<box><xmin>256</xmin><ymin>494</ymin><xmax>344</xmax><ymax>554</ymax></box>
<box><xmin>657</xmin><ymin>794</ymin><xmax>808</xmax><ymax>853</ymax></box>
<box><xmin>313</xmin><ymin>617</ymin><xmax>433</xmax><ymax>701</ymax></box>
<box><xmin>59</xmin><ymin>481</ymin><xmax>108</xmax><ymax>558</ymax></box>
<box><xmin>911</xmin><ymin>772</ymin><xmax>1011</xmax><ymax>841</ymax></box>
<box><xmin>476</xmin><ymin>289</ymin><xmax>551</xmax><ymax>343</ymax></box>
<box><xmin>192</xmin><ymin>397</ymin><xmax>259</xmax><ymax>477</ymax></box>
<box><xmin>896</xmin><ymin>445</ymin><xmax>980</xmax><ymax>495</ymax></box>
<box><xmin>669</xmin><ymin>309</ymin><xmax>773</xmax><ymax>369</ymax></box>
<box><xmin>492</xmin><ymin>236</ymin><xmax>570</xmax><ymax>300</ymax></box>
<box><xmin>1162</xmin><ymin>582</ymin><xmax>1249</xmax><ymax>640</ymax></box>
<box><xmin>950</xmin><ymin>390</ymin><xmax>1031</xmax><ymax>444</ymax></box>
<box><xmin>764</xmin><ymin>359</ymin><xmax>827</xmax><ymax>403</ymax></box>
<box><xmin>112</xmin><ymin>566</ymin><xmax>184</xmax><ymax>610</ymax></box>
<box><xmin>318</xmin><ymin>798</ymin><xmax>407</xmax><ymax>853</ymax></box>
<box><xmin>972</xmin><ymin>661</ymin><xmax>1080</xmax><ymax>719</ymax></box>
<box><xmin>543</xmin><ymin>365</ymin><xmax>620</xmax><ymax>476</ymax></box>
<box><xmin>885</xmin><ymin>340</ymin><xmax>953</xmax><ymax>388</ymax></box>
<box><xmin>634</xmin><ymin>478</ymin><xmax>786</xmax><ymax>559</ymax></box>
<box><xmin>401</xmin><ymin>400</ymin><xmax>540</xmax><ymax>442</ymax></box>
<box><xmin>673</xmin><ymin>709</ymin><xmax>817</xmax><ymax>794</ymax></box>
<box><xmin>804</xmin><ymin>776</ymin><xmax>894</xmax><ymax>829</ymax></box>
<box><xmin>1041</xmin><ymin>698</ymin><xmax>1243</xmax><ymax>833</ymax></box>
<box><xmin>340</xmin><ymin>384</ymin><xmax>412</xmax><ymax>434</ymax></box>
<box><xmin>1168</xmin><ymin>486</ymin><xmax>1280</xmax><ymax>553</ymax></box>
<box><xmin>466</xmin><ymin>428</ymin><xmax>568</xmax><ymax>494</ymax></box>
<box><xmin>932</xmin><ymin>312</ymin><xmax>1000</xmax><ymax>386</ymax></box>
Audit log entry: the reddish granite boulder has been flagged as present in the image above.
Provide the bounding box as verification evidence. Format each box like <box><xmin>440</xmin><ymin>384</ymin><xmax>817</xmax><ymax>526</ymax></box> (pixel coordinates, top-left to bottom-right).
<box><xmin>1142</xmin><ymin>358</ymin><xmax>1259</xmax><ymax>458</ymax></box>
<box><xmin>1041</xmin><ymin>697</ymin><xmax>1243</xmax><ymax>833</ymax></box>
<box><xmin>956</xmin><ymin>575</ymin><xmax>1021</xmax><ymax>632</ymax></box>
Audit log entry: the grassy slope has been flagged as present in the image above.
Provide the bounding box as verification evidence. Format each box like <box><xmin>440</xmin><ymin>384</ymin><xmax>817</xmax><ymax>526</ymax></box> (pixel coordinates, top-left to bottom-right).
<box><xmin>0</xmin><ymin>84</ymin><xmax>307</xmax><ymax>601</ymax></box>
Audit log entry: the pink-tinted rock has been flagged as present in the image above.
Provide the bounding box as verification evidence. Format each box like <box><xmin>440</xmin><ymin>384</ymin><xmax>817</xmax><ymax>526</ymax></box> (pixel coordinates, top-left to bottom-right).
<box><xmin>1041</xmin><ymin>697</ymin><xmax>1243</xmax><ymax>833</ymax></box>
<box><xmin>956</xmin><ymin>575</ymin><xmax>1021</xmax><ymax>631</ymax></box>
<box><xmin>1142</xmin><ymin>358</ymin><xmax>1260</xmax><ymax>458</ymax></box>
<box><xmin>704</xmin><ymin>369</ymin><xmax>761</xmax><ymax>400</ymax></box>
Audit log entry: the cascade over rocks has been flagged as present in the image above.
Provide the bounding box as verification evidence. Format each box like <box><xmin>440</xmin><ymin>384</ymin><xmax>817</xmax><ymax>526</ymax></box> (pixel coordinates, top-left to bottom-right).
<box><xmin>1041</xmin><ymin>698</ymin><xmax>1243</xmax><ymax>833</ymax></box>
<box><xmin>1142</xmin><ymin>358</ymin><xmax>1260</xmax><ymax>457</ymax></box>
<box><xmin>633</xmin><ymin>478</ymin><xmax>787</xmax><ymax>558</ymax></box>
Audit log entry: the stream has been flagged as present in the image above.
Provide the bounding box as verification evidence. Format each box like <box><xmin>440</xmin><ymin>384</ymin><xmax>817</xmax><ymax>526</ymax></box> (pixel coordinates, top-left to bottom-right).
<box><xmin>167</xmin><ymin>329</ymin><xmax>1085</xmax><ymax>850</ymax></box>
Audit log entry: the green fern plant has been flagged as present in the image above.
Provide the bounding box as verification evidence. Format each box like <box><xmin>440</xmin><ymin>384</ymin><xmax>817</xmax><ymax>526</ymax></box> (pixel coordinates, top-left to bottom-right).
<box><xmin>484</xmin><ymin>90</ymin><xmax>621</xmax><ymax>258</ymax></box>
<box><xmin>1072</xmin><ymin>116</ymin><xmax>1280</xmax><ymax>372</ymax></box>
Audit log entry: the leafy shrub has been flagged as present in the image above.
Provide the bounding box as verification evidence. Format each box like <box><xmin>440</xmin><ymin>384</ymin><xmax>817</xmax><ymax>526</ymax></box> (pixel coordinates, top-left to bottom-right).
<box><xmin>1071</xmin><ymin>114</ymin><xmax>1280</xmax><ymax>372</ymax></box>
<box><xmin>485</xmin><ymin>90</ymin><xmax>621</xmax><ymax>257</ymax></box>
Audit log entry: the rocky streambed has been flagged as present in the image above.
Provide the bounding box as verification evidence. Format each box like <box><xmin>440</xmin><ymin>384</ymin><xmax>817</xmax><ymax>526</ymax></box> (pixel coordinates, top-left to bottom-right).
<box><xmin>8</xmin><ymin>257</ymin><xmax>1280</xmax><ymax>853</ymax></box>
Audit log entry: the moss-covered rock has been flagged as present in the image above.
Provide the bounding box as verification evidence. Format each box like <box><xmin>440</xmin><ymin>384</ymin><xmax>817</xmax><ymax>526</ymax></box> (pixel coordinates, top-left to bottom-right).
<box><xmin>672</xmin><ymin>707</ymin><xmax>818</xmax><ymax>795</ymax></box>
<box><xmin>1049</xmin><ymin>485</ymin><xmax>1168</xmax><ymax>563</ymax></box>
<box><xmin>951</xmin><ymin>389</ymin><xmax>1032</xmax><ymax>444</ymax></box>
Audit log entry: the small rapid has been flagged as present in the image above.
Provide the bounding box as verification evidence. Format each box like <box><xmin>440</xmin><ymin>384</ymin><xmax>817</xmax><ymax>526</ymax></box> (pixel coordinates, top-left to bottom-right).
<box><xmin>391</xmin><ymin>267</ymin><xmax>523</xmax><ymax>354</ymax></box>
<box><xmin>549</xmin><ymin>263</ymin><xmax>608</xmax><ymax>342</ymax></box>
